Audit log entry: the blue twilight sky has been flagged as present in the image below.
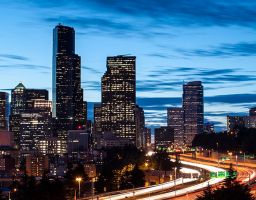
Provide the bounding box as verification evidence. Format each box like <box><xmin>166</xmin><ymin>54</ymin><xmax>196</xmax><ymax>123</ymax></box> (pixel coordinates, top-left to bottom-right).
<box><xmin>0</xmin><ymin>0</ymin><xmax>256</xmax><ymax>131</ymax></box>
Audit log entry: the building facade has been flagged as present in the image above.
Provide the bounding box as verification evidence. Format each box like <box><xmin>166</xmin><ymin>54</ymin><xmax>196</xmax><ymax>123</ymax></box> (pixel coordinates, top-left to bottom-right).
<box><xmin>52</xmin><ymin>24</ymin><xmax>86</xmax><ymax>142</ymax></box>
<box><xmin>227</xmin><ymin>115</ymin><xmax>249</xmax><ymax>134</ymax></box>
<box><xmin>135</xmin><ymin>105</ymin><xmax>145</xmax><ymax>148</ymax></box>
<box><xmin>9</xmin><ymin>83</ymin><xmax>51</xmax><ymax>149</ymax></box>
<box><xmin>154</xmin><ymin>126</ymin><xmax>174</xmax><ymax>150</ymax></box>
<box><xmin>183</xmin><ymin>81</ymin><xmax>204</xmax><ymax>146</ymax></box>
<box><xmin>0</xmin><ymin>92</ymin><xmax>8</xmax><ymax>130</ymax></box>
<box><xmin>167</xmin><ymin>107</ymin><xmax>184</xmax><ymax>145</ymax></box>
<box><xmin>101</xmin><ymin>56</ymin><xmax>136</xmax><ymax>145</ymax></box>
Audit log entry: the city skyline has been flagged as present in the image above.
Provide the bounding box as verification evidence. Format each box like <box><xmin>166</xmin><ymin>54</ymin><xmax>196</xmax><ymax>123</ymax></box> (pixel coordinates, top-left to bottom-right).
<box><xmin>1</xmin><ymin>1</ymin><xmax>256</xmax><ymax>131</ymax></box>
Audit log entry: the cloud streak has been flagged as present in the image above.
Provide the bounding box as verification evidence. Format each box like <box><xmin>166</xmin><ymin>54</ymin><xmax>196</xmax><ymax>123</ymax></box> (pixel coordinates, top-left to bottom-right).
<box><xmin>0</xmin><ymin>54</ymin><xmax>29</xmax><ymax>61</ymax></box>
<box><xmin>177</xmin><ymin>42</ymin><xmax>256</xmax><ymax>57</ymax></box>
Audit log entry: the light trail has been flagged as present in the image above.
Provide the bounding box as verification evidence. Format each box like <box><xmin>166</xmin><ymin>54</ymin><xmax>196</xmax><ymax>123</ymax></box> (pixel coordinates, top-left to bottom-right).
<box><xmin>136</xmin><ymin>160</ymin><xmax>226</xmax><ymax>200</ymax></box>
<box><xmin>99</xmin><ymin>177</ymin><xmax>197</xmax><ymax>200</ymax></box>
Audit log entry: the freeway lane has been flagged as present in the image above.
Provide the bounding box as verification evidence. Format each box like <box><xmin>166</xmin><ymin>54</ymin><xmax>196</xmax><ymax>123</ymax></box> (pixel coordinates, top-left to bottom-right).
<box><xmin>137</xmin><ymin>160</ymin><xmax>226</xmax><ymax>200</ymax></box>
<box><xmin>170</xmin><ymin>153</ymin><xmax>256</xmax><ymax>200</ymax></box>
<box><xmin>97</xmin><ymin>178</ymin><xmax>197</xmax><ymax>200</ymax></box>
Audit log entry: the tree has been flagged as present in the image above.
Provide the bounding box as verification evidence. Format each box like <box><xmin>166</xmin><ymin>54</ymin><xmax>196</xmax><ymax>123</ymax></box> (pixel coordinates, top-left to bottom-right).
<box><xmin>196</xmin><ymin>184</ymin><xmax>214</xmax><ymax>200</ymax></box>
<box><xmin>12</xmin><ymin>174</ymin><xmax>37</xmax><ymax>200</ymax></box>
<box><xmin>196</xmin><ymin>164</ymin><xmax>253</xmax><ymax>200</ymax></box>
<box><xmin>130</xmin><ymin>164</ymin><xmax>145</xmax><ymax>187</ymax></box>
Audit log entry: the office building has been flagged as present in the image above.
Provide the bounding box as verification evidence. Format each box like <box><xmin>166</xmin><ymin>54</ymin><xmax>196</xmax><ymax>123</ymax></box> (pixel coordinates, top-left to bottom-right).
<box><xmin>0</xmin><ymin>92</ymin><xmax>8</xmax><ymax>130</ymax></box>
<box><xmin>37</xmin><ymin>137</ymin><xmax>65</xmax><ymax>155</ymax></box>
<box><xmin>183</xmin><ymin>81</ymin><xmax>204</xmax><ymax>146</ymax></box>
<box><xmin>203</xmin><ymin>122</ymin><xmax>215</xmax><ymax>134</ymax></box>
<box><xmin>67</xmin><ymin>130</ymin><xmax>91</xmax><ymax>162</ymax></box>
<box><xmin>52</xmin><ymin>24</ymin><xmax>86</xmax><ymax>141</ymax></box>
<box><xmin>143</xmin><ymin>127</ymin><xmax>151</xmax><ymax>148</ymax></box>
<box><xmin>9</xmin><ymin>83</ymin><xmax>51</xmax><ymax>148</ymax></box>
<box><xmin>135</xmin><ymin>105</ymin><xmax>145</xmax><ymax>148</ymax></box>
<box><xmin>249</xmin><ymin>107</ymin><xmax>256</xmax><ymax>117</ymax></box>
<box><xmin>25</xmin><ymin>153</ymin><xmax>49</xmax><ymax>177</ymax></box>
<box><xmin>167</xmin><ymin>107</ymin><xmax>184</xmax><ymax>145</ymax></box>
<box><xmin>101</xmin><ymin>56</ymin><xmax>136</xmax><ymax>145</ymax></box>
<box><xmin>19</xmin><ymin>100</ymin><xmax>52</xmax><ymax>152</ymax></box>
<box><xmin>0</xmin><ymin>130</ymin><xmax>14</xmax><ymax>147</ymax></box>
<box><xmin>227</xmin><ymin>116</ymin><xmax>249</xmax><ymax>134</ymax></box>
<box><xmin>155</xmin><ymin>126</ymin><xmax>174</xmax><ymax>150</ymax></box>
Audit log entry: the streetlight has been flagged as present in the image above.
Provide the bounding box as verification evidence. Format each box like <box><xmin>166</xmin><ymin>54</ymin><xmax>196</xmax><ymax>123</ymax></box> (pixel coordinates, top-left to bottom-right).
<box><xmin>216</xmin><ymin>142</ymin><xmax>219</xmax><ymax>166</ymax></box>
<box><xmin>174</xmin><ymin>167</ymin><xmax>177</xmax><ymax>197</ymax></box>
<box><xmin>127</xmin><ymin>182</ymin><xmax>135</xmax><ymax>199</ymax></box>
<box><xmin>235</xmin><ymin>155</ymin><xmax>238</xmax><ymax>170</ymax></box>
<box><xmin>92</xmin><ymin>178</ymin><xmax>95</xmax><ymax>200</ymax></box>
<box><xmin>76</xmin><ymin>177</ymin><xmax>82</xmax><ymax>198</ymax></box>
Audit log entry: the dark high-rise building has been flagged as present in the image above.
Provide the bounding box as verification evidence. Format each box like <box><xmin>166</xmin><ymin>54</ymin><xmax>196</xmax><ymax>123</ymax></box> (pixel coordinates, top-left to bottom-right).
<box><xmin>167</xmin><ymin>107</ymin><xmax>184</xmax><ymax>145</ymax></box>
<box><xmin>93</xmin><ymin>103</ymin><xmax>102</xmax><ymax>149</ymax></box>
<box><xmin>154</xmin><ymin>126</ymin><xmax>174</xmax><ymax>150</ymax></box>
<box><xmin>183</xmin><ymin>81</ymin><xmax>204</xmax><ymax>146</ymax></box>
<box><xmin>227</xmin><ymin>115</ymin><xmax>248</xmax><ymax>134</ymax></box>
<box><xmin>249</xmin><ymin>107</ymin><xmax>256</xmax><ymax>117</ymax></box>
<box><xmin>9</xmin><ymin>83</ymin><xmax>51</xmax><ymax>149</ymax></box>
<box><xmin>0</xmin><ymin>92</ymin><xmax>9</xmax><ymax>130</ymax></box>
<box><xmin>52</xmin><ymin>24</ymin><xmax>86</xmax><ymax>141</ymax></box>
<box><xmin>101</xmin><ymin>56</ymin><xmax>136</xmax><ymax>145</ymax></box>
<box><xmin>143</xmin><ymin>127</ymin><xmax>151</xmax><ymax>149</ymax></box>
<box><xmin>135</xmin><ymin>105</ymin><xmax>145</xmax><ymax>148</ymax></box>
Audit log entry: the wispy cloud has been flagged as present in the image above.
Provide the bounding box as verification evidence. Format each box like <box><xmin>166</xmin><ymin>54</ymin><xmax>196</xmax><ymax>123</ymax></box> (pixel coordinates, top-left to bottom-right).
<box><xmin>82</xmin><ymin>81</ymin><xmax>101</xmax><ymax>91</ymax></box>
<box><xmin>0</xmin><ymin>54</ymin><xmax>29</xmax><ymax>61</ymax></box>
<box><xmin>176</xmin><ymin>42</ymin><xmax>256</xmax><ymax>57</ymax></box>
<box><xmin>82</xmin><ymin>66</ymin><xmax>102</xmax><ymax>74</ymax></box>
<box><xmin>25</xmin><ymin>0</ymin><xmax>256</xmax><ymax>38</ymax></box>
<box><xmin>0</xmin><ymin>64</ymin><xmax>49</xmax><ymax>70</ymax></box>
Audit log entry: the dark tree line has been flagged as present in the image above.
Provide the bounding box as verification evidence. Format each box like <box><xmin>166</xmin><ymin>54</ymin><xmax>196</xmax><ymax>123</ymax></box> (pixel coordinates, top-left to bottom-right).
<box><xmin>95</xmin><ymin>146</ymin><xmax>181</xmax><ymax>193</ymax></box>
<box><xmin>95</xmin><ymin>145</ymin><xmax>146</xmax><ymax>193</ymax></box>
<box><xmin>8</xmin><ymin>164</ymin><xmax>89</xmax><ymax>200</ymax></box>
<box><xmin>193</xmin><ymin>127</ymin><xmax>256</xmax><ymax>153</ymax></box>
<box><xmin>11</xmin><ymin>174</ymin><xmax>66</xmax><ymax>200</ymax></box>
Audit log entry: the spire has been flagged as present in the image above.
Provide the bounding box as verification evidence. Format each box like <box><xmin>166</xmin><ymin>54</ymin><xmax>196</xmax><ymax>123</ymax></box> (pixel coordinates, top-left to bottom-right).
<box><xmin>15</xmin><ymin>82</ymin><xmax>26</xmax><ymax>89</ymax></box>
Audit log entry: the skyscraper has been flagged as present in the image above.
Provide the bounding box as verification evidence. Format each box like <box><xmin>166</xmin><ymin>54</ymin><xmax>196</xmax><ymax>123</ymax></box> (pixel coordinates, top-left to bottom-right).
<box><xmin>135</xmin><ymin>105</ymin><xmax>145</xmax><ymax>148</ymax></box>
<box><xmin>101</xmin><ymin>56</ymin><xmax>136</xmax><ymax>145</ymax></box>
<box><xmin>9</xmin><ymin>83</ymin><xmax>51</xmax><ymax>149</ymax></box>
<box><xmin>183</xmin><ymin>81</ymin><xmax>204</xmax><ymax>146</ymax></box>
<box><xmin>0</xmin><ymin>92</ymin><xmax>9</xmax><ymax>130</ymax></box>
<box><xmin>154</xmin><ymin>126</ymin><xmax>174</xmax><ymax>150</ymax></box>
<box><xmin>249</xmin><ymin>107</ymin><xmax>256</xmax><ymax>117</ymax></box>
<box><xmin>167</xmin><ymin>107</ymin><xmax>184</xmax><ymax>145</ymax></box>
<box><xmin>52</xmin><ymin>24</ymin><xmax>86</xmax><ymax>141</ymax></box>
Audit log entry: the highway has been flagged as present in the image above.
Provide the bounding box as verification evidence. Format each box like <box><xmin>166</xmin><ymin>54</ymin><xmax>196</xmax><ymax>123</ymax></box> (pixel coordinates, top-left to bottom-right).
<box><xmin>80</xmin><ymin>151</ymin><xmax>256</xmax><ymax>200</ymax></box>
<box><xmin>89</xmin><ymin>178</ymin><xmax>197</xmax><ymax>200</ymax></box>
<box><xmin>86</xmin><ymin>159</ymin><xmax>225</xmax><ymax>200</ymax></box>
<box><xmin>136</xmin><ymin>160</ymin><xmax>225</xmax><ymax>200</ymax></box>
<box><xmin>170</xmin><ymin>152</ymin><xmax>256</xmax><ymax>199</ymax></box>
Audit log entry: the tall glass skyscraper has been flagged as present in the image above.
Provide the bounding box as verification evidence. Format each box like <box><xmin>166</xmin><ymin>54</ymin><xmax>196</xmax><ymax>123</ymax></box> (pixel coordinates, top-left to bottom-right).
<box><xmin>101</xmin><ymin>56</ymin><xmax>136</xmax><ymax>145</ymax></box>
<box><xmin>52</xmin><ymin>24</ymin><xmax>86</xmax><ymax>141</ymax></box>
<box><xmin>183</xmin><ymin>81</ymin><xmax>204</xmax><ymax>146</ymax></box>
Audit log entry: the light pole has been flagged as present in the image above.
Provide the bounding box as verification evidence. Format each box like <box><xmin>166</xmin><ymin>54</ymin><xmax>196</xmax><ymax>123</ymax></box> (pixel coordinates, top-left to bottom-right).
<box><xmin>76</xmin><ymin>177</ymin><xmax>82</xmax><ymax>198</ymax></box>
<box><xmin>216</xmin><ymin>142</ymin><xmax>219</xmax><ymax>166</ymax></box>
<box><xmin>235</xmin><ymin>155</ymin><xmax>238</xmax><ymax>170</ymax></box>
<box><xmin>174</xmin><ymin>167</ymin><xmax>177</xmax><ymax>197</ymax></box>
<box><xmin>92</xmin><ymin>178</ymin><xmax>95</xmax><ymax>200</ymax></box>
<box><xmin>127</xmin><ymin>182</ymin><xmax>135</xmax><ymax>199</ymax></box>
